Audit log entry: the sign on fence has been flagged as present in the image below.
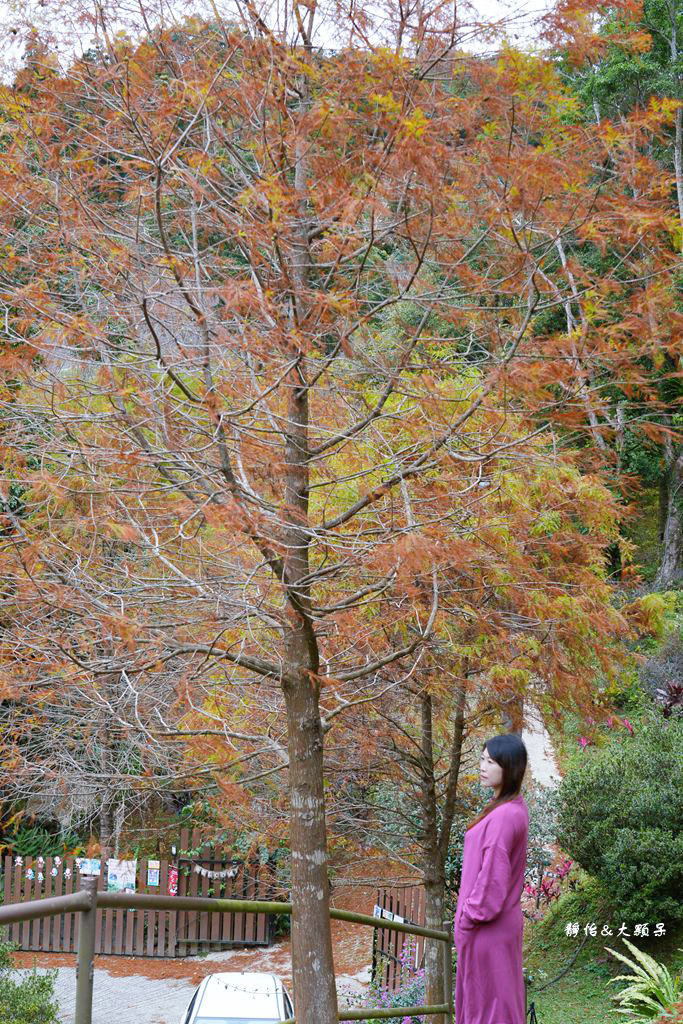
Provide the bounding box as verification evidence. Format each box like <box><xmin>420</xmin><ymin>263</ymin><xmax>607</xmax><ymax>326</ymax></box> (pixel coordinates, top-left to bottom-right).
<box><xmin>372</xmin><ymin>884</ymin><xmax>426</xmax><ymax>993</ymax></box>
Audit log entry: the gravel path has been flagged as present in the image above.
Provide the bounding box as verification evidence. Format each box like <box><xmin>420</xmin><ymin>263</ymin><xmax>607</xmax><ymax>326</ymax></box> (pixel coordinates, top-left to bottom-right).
<box><xmin>16</xmin><ymin>965</ymin><xmax>194</xmax><ymax>1024</ymax></box>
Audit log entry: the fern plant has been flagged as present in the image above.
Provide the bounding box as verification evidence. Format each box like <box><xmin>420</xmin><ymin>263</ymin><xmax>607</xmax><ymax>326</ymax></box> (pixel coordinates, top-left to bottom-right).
<box><xmin>2</xmin><ymin>824</ymin><xmax>82</xmax><ymax>858</ymax></box>
<box><xmin>605</xmin><ymin>937</ymin><xmax>683</xmax><ymax>1021</ymax></box>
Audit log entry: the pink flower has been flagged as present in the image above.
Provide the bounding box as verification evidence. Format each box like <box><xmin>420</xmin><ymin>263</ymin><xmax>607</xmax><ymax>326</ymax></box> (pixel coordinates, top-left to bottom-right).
<box><xmin>622</xmin><ymin>718</ymin><xmax>634</xmax><ymax>735</ymax></box>
<box><xmin>578</xmin><ymin>736</ymin><xmax>589</xmax><ymax>749</ymax></box>
<box><xmin>606</xmin><ymin>716</ymin><xmax>614</xmax><ymax>728</ymax></box>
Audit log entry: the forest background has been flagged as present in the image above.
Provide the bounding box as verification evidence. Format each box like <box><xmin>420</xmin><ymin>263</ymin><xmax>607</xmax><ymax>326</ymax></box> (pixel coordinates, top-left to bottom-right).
<box><xmin>0</xmin><ymin>0</ymin><xmax>682</xmax><ymax>1021</ymax></box>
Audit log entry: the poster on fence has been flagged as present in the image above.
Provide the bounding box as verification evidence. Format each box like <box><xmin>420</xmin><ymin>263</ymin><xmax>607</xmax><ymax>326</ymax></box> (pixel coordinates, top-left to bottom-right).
<box><xmin>147</xmin><ymin>860</ymin><xmax>160</xmax><ymax>886</ymax></box>
<box><xmin>106</xmin><ymin>858</ymin><xmax>137</xmax><ymax>893</ymax></box>
<box><xmin>167</xmin><ymin>866</ymin><xmax>178</xmax><ymax>896</ymax></box>
<box><xmin>75</xmin><ymin>858</ymin><xmax>101</xmax><ymax>876</ymax></box>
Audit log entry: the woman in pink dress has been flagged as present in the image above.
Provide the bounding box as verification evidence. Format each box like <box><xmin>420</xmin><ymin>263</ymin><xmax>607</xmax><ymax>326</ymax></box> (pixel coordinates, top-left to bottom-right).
<box><xmin>454</xmin><ymin>733</ymin><xmax>529</xmax><ymax>1024</ymax></box>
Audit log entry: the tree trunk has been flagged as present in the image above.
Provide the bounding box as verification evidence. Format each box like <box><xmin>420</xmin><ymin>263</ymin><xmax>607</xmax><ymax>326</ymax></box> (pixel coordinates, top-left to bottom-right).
<box><xmin>501</xmin><ymin>695</ymin><xmax>524</xmax><ymax>733</ymax></box>
<box><xmin>419</xmin><ymin>693</ymin><xmax>446</xmax><ymax>1024</ymax></box>
<box><xmin>672</xmin><ymin>15</ymin><xmax>683</xmax><ymax>250</ymax></box>
<box><xmin>423</xmin><ymin>864</ymin><xmax>448</xmax><ymax>1024</ymax></box>
<box><xmin>656</xmin><ymin>7</ymin><xmax>683</xmax><ymax>586</ymax></box>
<box><xmin>99</xmin><ymin>800</ymin><xmax>112</xmax><ymax>849</ymax></box>
<box><xmin>656</xmin><ymin>446</ymin><xmax>683</xmax><ymax>586</ymax></box>
<box><xmin>418</xmin><ymin>681</ymin><xmax>466</xmax><ymax>1024</ymax></box>
<box><xmin>277</xmin><ymin>44</ymin><xmax>338</xmax><ymax>1017</ymax></box>
<box><xmin>98</xmin><ymin>675</ymin><xmax>114</xmax><ymax>848</ymax></box>
<box><xmin>659</xmin><ymin>475</ymin><xmax>669</xmax><ymax>543</ymax></box>
<box><xmin>284</xmin><ymin>673</ymin><xmax>338</xmax><ymax>1024</ymax></box>
<box><xmin>281</xmin><ymin>409</ymin><xmax>338</xmax><ymax>1023</ymax></box>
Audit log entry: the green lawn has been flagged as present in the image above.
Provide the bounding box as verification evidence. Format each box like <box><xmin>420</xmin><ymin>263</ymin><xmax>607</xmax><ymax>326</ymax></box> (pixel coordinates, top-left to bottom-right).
<box><xmin>523</xmin><ymin>885</ymin><xmax>683</xmax><ymax>1024</ymax></box>
<box><xmin>524</xmin><ymin>932</ymin><xmax>618</xmax><ymax>1024</ymax></box>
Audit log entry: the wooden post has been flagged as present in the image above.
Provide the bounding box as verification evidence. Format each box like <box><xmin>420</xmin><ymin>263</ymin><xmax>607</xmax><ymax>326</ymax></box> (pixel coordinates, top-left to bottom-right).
<box><xmin>443</xmin><ymin>919</ymin><xmax>454</xmax><ymax>1024</ymax></box>
<box><xmin>75</xmin><ymin>877</ymin><xmax>97</xmax><ymax>1024</ymax></box>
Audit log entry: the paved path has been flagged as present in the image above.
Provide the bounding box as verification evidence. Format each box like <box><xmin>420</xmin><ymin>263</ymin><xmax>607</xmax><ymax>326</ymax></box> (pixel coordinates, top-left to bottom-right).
<box><xmin>18</xmin><ymin>953</ymin><xmax>369</xmax><ymax>1024</ymax></box>
<box><xmin>522</xmin><ymin>701</ymin><xmax>561</xmax><ymax>788</ymax></box>
<box><xmin>17</xmin><ymin>965</ymin><xmax>194</xmax><ymax>1024</ymax></box>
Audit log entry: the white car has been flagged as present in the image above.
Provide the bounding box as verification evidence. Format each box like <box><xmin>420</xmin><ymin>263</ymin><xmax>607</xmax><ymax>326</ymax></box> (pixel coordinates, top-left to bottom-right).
<box><xmin>180</xmin><ymin>971</ymin><xmax>294</xmax><ymax>1024</ymax></box>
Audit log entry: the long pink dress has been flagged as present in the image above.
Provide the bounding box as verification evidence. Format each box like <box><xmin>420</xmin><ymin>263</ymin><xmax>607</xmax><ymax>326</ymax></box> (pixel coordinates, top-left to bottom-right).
<box><xmin>453</xmin><ymin>794</ymin><xmax>529</xmax><ymax>1024</ymax></box>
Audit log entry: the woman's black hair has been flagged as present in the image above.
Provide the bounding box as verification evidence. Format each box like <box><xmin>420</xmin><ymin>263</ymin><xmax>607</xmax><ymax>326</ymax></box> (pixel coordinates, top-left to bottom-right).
<box><xmin>465</xmin><ymin>732</ymin><xmax>528</xmax><ymax>831</ymax></box>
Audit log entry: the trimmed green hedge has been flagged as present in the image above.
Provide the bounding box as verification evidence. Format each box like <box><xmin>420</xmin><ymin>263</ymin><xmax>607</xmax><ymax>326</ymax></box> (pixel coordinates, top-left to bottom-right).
<box><xmin>556</xmin><ymin>714</ymin><xmax>683</xmax><ymax>926</ymax></box>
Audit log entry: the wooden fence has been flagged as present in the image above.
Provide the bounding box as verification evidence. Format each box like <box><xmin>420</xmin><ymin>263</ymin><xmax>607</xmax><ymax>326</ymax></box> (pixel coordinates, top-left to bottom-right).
<box><xmin>1</xmin><ymin>830</ymin><xmax>275</xmax><ymax>957</ymax></box>
<box><xmin>0</xmin><ymin>883</ymin><xmax>455</xmax><ymax>1024</ymax></box>
<box><xmin>372</xmin><ymin>883</ymin><xmax>426</xmax><ymax>993</ymax></box>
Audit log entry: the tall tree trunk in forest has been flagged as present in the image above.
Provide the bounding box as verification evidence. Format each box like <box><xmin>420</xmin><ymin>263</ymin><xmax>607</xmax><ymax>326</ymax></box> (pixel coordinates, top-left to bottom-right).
<box><xmin>671</xmin><ymin>2</ymin><xmax>683</xmax><ymax>247</ymax></box>
<box><xmin>99</xmin><ymin>799</ymin><xmax>112</xmax><ymax>850</ymax></box>
<box><xmin>419</xmin><ymin>684</ymin><xmax>467</xmax><ymax>1024</ymax></box>
<box><xmin>281</xmin><ymin>396</ymin><xmax>338</xmax><ymax>1022</ymax></box>
<box><xmin>424</xmin><ymin>860</ymin><xmax>447</xmax><ymax>1022</ymax></box>
<box><xmin>280</xmin><ymin>77</ymin><xmax>338</xmax><ymax>1019</ymax></box>
<box><xmin>98</xmin><ymin>672</ymin><xmax>115</xmax><ymax>848</ymax></box>
<box><xmin>500</xmin><ymin>696</ymin><xmax>524</xmax><ymax>734</ymax></box>
<box><xmin>657</xmin><ymin>443</ymin><xmax>683</xmax><ymax>586</ymax></box>
<box><xmin>659</xmin><ymin>476</ymin><xmax>669</xmax><ymax>542</ymax></box>
<box><xmin>659</xmin><ymin>3</ymin><xmax>683</xmax><ymax>589</ymax></box>
<box><xmin>284</xmin><ymin>670</ymin><xmax>337</xmax><ymax>1023</ymax></box>
<box><xmin>420</xmin><ymin>693</ymin><xmax>446</xmax><ymax>1024</ymax></box>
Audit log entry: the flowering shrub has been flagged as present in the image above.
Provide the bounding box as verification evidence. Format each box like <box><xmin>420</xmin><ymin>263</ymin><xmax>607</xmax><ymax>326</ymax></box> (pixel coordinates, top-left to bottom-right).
<box><xmin>522</xmin><ymin>784</ymin><xmax>576</xmax><ymax>921</ymax></box>
<box><xmin>523</xmin><ymin>857</ymin><xmax>574</xmax><ymax>913</ymax></box>
<box><xmin>579</xmin><ymin>716</ymin><xmax>634</xmax><ymax>750</ymax></box>
<box><xmin>340</xmin><ymin>938</ymin><xmax>436</xmax><ymax>1024</ymax></box>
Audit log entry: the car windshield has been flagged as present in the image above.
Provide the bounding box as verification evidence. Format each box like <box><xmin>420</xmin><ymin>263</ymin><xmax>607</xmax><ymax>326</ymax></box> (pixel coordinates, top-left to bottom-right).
<box><xmin>194</xmin><ymin>1019</ymin><xmax>281</xmax><ymax>1024</ymax></box>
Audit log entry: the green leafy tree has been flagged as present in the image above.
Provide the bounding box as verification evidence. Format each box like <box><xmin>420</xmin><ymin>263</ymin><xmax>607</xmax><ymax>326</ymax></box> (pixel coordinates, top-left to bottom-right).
<box><xmin>559</xmin><ymin>0</ymin><xmax>683</xmax><ymax>585</ymax></box>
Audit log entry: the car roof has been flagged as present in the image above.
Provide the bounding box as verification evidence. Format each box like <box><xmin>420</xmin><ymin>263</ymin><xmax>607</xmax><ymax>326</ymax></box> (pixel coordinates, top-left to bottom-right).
<box><xmin>197</xmin><ymin>972</ymin><xmax>284</xmax><ymax>1017</ymax></box>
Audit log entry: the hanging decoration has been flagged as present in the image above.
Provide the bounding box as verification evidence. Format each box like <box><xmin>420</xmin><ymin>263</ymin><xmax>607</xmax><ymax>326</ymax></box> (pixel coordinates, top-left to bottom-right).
<box><xmin>192</xmin><ymin>864</ymin><xmax>238</xmax><ymax>880</ymax></box>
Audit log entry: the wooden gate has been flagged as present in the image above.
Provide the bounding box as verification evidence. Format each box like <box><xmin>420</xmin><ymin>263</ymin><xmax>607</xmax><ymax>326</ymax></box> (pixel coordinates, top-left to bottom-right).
<box><xmin>372</xmin><ymin>883</ymin><xmax>426</xmax><ymax>992</ymax></box>
<box><xmin>174</xmin><ymin>843</ymin><xmax>272</xmax><ymax>955</ymax></box>
<box><xmin>1</xmin><ymin>830</ymin><xmax>275</xmax><ymax>957</ymax></box>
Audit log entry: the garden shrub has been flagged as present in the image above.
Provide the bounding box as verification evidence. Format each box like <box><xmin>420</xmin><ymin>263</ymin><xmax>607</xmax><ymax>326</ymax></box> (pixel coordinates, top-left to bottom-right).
<box><xmin>339</xmin><ymin>938</ymin><xmax>452</xmax><ymax>1024</ymax></box>
<box><xmin>0</xmin><ymin>942</ymin><xmax>59</xmax><ymax>1024</ymax></box>
<box><xmin>556</xmin><ymin>714</ymin><xmax>683</xmax><ymax>926</ymax></box>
